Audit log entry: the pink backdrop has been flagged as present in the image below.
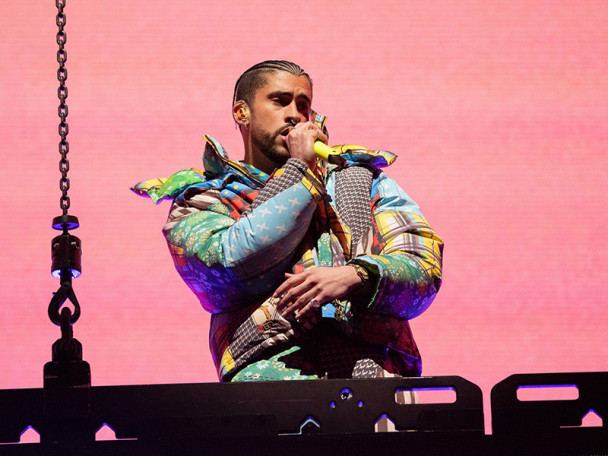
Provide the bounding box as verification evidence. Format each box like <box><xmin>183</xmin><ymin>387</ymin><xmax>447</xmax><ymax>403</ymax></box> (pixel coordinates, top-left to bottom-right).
<box><xmin>2</xmin><ymin>0</ymin><xmax>607</xmax><ymax>433</ymax></box>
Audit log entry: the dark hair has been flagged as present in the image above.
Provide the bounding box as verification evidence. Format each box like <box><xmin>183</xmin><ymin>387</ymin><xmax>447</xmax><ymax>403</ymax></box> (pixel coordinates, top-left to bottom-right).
<box><xmin>232</xmin><ymin>60</ymin><xmax>312</xmax><ymax>106</ymax></box>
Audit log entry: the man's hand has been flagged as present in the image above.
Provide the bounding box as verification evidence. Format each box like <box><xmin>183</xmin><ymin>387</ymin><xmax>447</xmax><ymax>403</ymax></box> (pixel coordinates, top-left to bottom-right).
<box><xmin>284</xmin><ymin>121</ymin><xmax>328</xmax><ymax>169</ymax></box>
<box><xmin>273</xmin><ymin>266</ymin><xmax>362</xmax><ymax>323</ymax></box>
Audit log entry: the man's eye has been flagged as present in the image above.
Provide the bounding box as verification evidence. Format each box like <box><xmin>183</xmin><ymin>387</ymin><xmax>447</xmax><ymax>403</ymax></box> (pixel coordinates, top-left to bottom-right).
<box><xmin>272</xmin><ymin>96</ymin><xmax>291</xmax><ymax>106</ymax></box>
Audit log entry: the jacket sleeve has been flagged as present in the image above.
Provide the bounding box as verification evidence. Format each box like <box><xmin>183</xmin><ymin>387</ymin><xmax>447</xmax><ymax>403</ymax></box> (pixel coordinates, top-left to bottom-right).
<box><xmin>347</xmin><ymin>172</ymin><xmax>444</xmax><ymax>320</ymax></box>
<box><xmin>163</xmin><ymin>159</ymin><xmax>325</xmax><ymax>314</ymax></box>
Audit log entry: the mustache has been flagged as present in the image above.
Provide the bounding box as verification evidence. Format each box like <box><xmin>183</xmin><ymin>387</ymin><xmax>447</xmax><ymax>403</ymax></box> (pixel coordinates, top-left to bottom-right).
<box><xmin>273</xmin><ymin>124</ymin><xmax>295</xmax><ymax>138</ymax></box>
<box><xmin>276</xmin><ymin>123</ymin><xmax>295</xmax><ymax>135</ymax></box>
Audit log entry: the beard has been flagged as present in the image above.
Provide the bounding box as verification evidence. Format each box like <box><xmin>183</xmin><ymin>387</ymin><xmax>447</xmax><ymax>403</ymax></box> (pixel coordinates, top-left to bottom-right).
<box><xmin>251</xmin><ymin>123</ymin><xmax>292</xmax><ymax>168</ymax></box>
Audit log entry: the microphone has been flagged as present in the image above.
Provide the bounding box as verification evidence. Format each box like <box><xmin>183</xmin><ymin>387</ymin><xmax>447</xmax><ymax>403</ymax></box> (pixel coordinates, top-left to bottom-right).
<box><xmin>314</xmin><ymin>141</ymin><xmax>346</xmax><ymax>166</ymax></box>
<box><xmin>309</xmin><ymin>110</ymin><xmax>346</xmax><ymax>166</ymax></box>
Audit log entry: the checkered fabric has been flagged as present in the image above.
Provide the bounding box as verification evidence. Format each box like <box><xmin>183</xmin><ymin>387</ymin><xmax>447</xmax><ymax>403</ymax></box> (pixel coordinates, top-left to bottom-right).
<box><xmin>250</xmin><ymin>158</ymin><xmax>311</xmax><ymax>210</ymax></box>
<box><xmin>334</xmin><ymin>165</ymin><xmax>374</xmax><ymax>247</ymax></box>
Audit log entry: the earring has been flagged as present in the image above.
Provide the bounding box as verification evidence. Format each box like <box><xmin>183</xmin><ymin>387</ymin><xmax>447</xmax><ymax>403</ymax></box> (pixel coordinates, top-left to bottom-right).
<box><xmin>238</xmin><ymin>108</ymin><xmax>247</xmax><ymax>120</ymax></box>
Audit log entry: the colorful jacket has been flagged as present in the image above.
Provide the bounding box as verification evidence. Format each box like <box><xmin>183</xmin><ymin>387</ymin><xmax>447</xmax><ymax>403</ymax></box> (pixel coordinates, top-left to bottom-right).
<box><xmin>132</xmin><ymin>135</ymin><xmax>444</xmax><ymax>381</ymax></box>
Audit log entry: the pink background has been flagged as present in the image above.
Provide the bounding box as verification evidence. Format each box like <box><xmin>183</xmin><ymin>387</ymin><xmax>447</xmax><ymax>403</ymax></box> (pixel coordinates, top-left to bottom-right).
<box><xmin>2</xmin><ymin>1</ymin><xmax>607</xmax><ymax>433</ymax></box>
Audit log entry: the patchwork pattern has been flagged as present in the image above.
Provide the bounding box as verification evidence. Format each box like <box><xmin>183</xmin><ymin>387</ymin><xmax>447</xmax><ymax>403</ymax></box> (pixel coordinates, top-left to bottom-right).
<box><xmin>134</xmin><ymin>135</ymin><xmax>443</xmax><ymax>381</ymax></box>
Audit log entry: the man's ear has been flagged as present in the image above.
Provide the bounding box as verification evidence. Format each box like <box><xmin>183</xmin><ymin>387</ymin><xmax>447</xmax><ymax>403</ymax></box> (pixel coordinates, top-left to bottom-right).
<box><xmin>233</xmin><ymin>100</ymin><xmax>250</xmax><ymax>128</ymax></box>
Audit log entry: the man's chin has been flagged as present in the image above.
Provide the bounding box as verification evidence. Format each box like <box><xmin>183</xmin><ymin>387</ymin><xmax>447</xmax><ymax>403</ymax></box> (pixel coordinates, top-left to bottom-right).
<box><xmin>263</xmin><ymin>145</ymin><xmax>290</xmax><ymax>168</ymax></box>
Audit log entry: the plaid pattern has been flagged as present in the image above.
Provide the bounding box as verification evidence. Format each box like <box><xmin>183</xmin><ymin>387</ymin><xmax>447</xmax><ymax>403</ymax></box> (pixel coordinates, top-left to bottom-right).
<box><xmin>133</xmin><ymin>135</ymin><xmax>443</xmax><ymax>381</ymax></box>
<box><xmin>357</xmin><ymin>209</ymin><xmax>443</xmax><ymax>320</ymax></box>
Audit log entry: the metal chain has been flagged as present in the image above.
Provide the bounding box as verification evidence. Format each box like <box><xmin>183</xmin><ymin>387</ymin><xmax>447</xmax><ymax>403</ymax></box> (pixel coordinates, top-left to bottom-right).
<box><xmin>56</xmin><ymin>0</ymin><xmax>70</xmax><ymax>215</ymax></box>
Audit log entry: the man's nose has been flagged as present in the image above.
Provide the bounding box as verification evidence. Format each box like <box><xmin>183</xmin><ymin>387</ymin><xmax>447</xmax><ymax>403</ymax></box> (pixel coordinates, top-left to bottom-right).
<box><xmin>286</xmin><ymin>104</ymin><xmax>306</xmax><ymax>125</ymax></box>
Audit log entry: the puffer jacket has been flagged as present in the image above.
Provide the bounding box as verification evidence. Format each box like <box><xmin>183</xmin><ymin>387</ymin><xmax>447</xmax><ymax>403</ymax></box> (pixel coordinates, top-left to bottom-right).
<box><xmin>132</xmin><ymin>135</ymin><xmax>443</xmax><ymax>380</ymax></box>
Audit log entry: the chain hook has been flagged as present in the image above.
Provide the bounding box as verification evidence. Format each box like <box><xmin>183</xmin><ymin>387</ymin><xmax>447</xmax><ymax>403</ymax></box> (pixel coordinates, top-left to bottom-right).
<box><xmin>48</xmin><ymin>269</ymin><xmax>81</xmax><ymax>326</ymax></box>
<box><xmin>49</xmin><ymin>0</ymin><xmax>82</xmax><ymax>328</ymax></box>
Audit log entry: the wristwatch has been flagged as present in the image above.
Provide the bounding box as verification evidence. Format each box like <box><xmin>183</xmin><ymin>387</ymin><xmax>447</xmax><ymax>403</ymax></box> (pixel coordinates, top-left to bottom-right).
<box><xmin>350</xmin><ymin>263</ymin><xmax>369</xmax><ymax>287</ymax></box>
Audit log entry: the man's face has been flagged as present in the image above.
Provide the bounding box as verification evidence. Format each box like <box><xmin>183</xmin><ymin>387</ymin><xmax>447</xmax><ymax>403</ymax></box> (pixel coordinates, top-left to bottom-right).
<box><xmin>248</xmin><ymin>71</ymin><xmax>312</xmax><ymax>169</ymax></box>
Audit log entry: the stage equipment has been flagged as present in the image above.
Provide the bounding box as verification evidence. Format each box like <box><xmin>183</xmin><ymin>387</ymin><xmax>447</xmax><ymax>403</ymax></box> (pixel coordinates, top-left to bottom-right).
<box><xmin>43</xmin><ymin>0</ymin><xmax>92</xmax><ymax>444</ymax></box>
<box><xmin>1</xmin><ymin>374</ymin><xmax>607</xmax><ymax>454</ymax></box>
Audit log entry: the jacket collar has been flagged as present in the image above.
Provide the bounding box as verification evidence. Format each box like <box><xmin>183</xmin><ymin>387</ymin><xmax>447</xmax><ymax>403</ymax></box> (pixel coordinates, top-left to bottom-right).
<box><xmin>131</xmin><ymin>135</ymin><xmax>396</xmax><ymax>204</ymax></box>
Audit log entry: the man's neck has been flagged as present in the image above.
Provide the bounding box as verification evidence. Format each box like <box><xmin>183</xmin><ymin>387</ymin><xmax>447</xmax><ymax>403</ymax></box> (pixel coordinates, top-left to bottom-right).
<box><xmin>243</xmin><ymin>148</ymin><xmax>281</xmax><ymax>175</ymax></box>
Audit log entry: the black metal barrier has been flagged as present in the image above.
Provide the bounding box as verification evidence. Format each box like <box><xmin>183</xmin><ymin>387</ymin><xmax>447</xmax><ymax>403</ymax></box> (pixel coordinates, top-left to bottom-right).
<box><xmin>0</xmin><ymin>373</ymin><xmax>606</xmax><ymax>455</ymax></box>
<box><xmin>492</xmin><ymin>372</ymin><xmax>608</xmax><ymax>433</ymax></box>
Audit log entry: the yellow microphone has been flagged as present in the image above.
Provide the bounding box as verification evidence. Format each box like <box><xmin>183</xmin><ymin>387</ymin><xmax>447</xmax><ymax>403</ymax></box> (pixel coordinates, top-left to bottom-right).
<box><xmin>314</xmin><ymin>141</ymin><xmax>346</xmax><ymax>166</ymax></box>
<box><xmin>310</xmin><ymin>109</ymin><xmax>346</xmax><ymax>165</ymax></box>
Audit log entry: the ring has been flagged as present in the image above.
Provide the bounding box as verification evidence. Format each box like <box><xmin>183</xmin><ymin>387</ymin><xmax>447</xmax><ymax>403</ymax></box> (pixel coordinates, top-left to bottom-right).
<box><xmin>309</xmin><ymin>299</ymin><xmax>320</xmax><ymax>308</ymax></box>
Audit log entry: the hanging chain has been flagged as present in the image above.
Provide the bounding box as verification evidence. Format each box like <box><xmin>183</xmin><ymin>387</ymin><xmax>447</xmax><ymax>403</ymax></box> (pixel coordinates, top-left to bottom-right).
<box><xmin>56</xmin><ymin>0</ymin><xmax>70</xmax><ymax>215</ymax></box>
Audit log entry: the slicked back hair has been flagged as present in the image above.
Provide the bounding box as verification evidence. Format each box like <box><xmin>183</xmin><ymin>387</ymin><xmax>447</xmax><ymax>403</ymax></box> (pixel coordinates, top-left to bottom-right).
<box><xmin>232</xmin><ymin>60</ymin><xmax>312</xmax><ymax>108</ymax></box>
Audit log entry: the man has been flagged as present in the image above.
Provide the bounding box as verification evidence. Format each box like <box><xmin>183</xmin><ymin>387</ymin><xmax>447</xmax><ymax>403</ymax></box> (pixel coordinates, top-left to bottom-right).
<box><xmin>132</xmin><ymin>60</ymin><xmax>443</xmax><ymax>382</ymax></box>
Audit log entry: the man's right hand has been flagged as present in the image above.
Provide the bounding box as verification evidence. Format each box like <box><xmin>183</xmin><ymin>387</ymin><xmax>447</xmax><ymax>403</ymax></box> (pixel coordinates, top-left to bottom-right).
<box><xmin>284</xmin><ymin>121</ymin><xmax>328</xmax><ymax>169</ymax></box>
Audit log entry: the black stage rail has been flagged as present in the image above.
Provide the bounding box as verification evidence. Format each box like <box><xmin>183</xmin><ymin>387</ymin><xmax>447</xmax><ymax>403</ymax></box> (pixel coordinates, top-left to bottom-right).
<box><xmin>0</xmin><ymin>372</ymin><xmax>606</xmax><ymax>455</ymax></box>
